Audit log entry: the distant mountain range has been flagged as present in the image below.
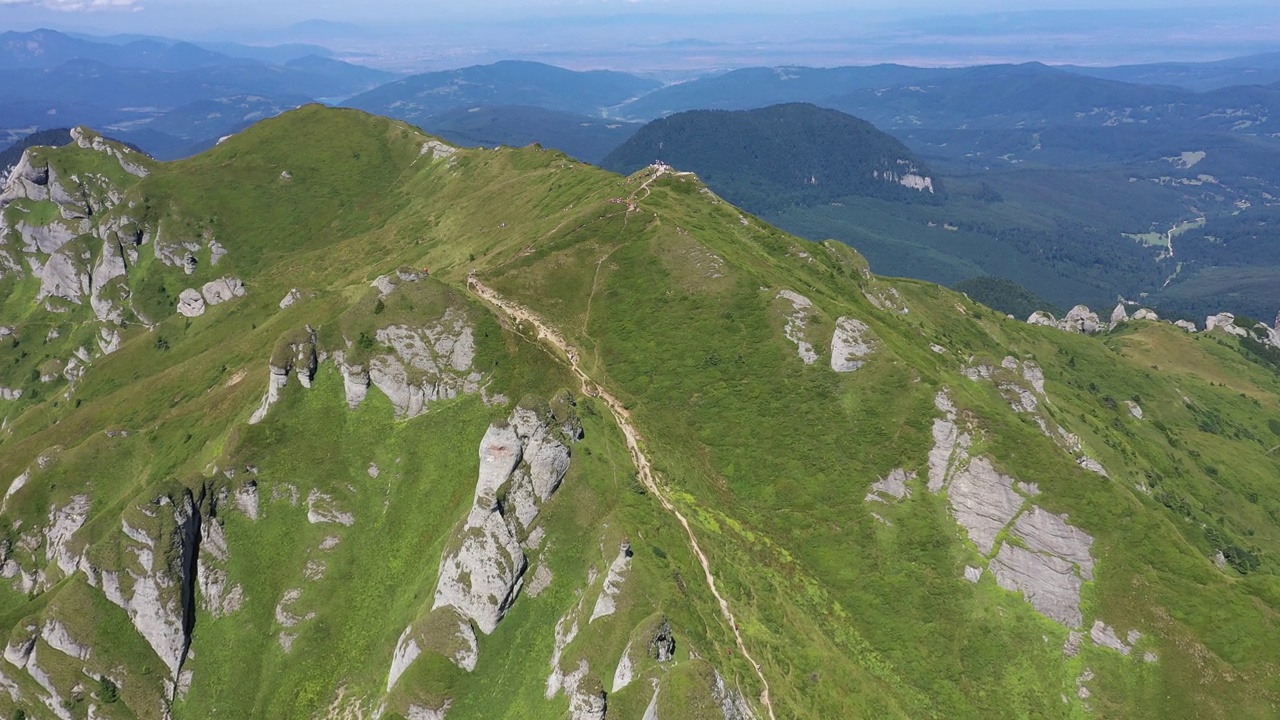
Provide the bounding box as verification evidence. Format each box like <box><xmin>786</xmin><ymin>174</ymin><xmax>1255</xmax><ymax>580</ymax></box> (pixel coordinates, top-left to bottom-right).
<box><xmin>343</xmin><ymin>60</ymin><xmax>661</xmax><ymax>122</ymax></box>
<box><xmin>0</xmin><ymin>29</ymin><xmax>396</xmax><ymax>160</ymax></box>
<box><xmin>416</xmin><ymin>105</ymin><xmax>641</xmax><ymax>164</ymax></box>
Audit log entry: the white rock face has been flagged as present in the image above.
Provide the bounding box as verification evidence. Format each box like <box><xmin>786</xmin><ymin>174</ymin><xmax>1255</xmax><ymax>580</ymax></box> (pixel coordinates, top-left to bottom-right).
<box><xmin>197</xmin><ymin>515</ymin><xmax>242</xmax><ymax>618</ymax></box>
<box><xmin>1011</xmin><ymin>507</ymin><xmax>1095</xmax><ymax>580</ymax></box>
<box><xmin>334</xmin><ymin>352</ymin><xmax>371</xmax><ymax>410</ymax></box>
<box><xmin>201</xmin><ymin>276</ymin><xmax>246</xmax><ymax>306</ymax></box>
<box><xmin>948</xmin><ymin>457</ymin><xmax>1025</xmax><ymax>555</ymax></box>
<box><xmin>1133</xmin><ymin>308</ymin><xmax>1159</xmax><ymax>321</ymax></box>
<box><xmin>404</xmin><ymin>406</ymin><xmax>574</xmax><ymax>684</ymax></box>
<box><xmin>928</xmin><ymin>392</ymin><xmax>971</xmax><ymax>493</ymax></box>
<box><xmin>368</xmin><ymin>313</ymin><xmax>482</xmax><ymax>419</ymax></box>
<box><xmin>248</xmin><ymin>367</ymin><xmax>289</xmax><ymax>425</ymax></box>
<box><xmin>3</xmin><ymin>623</ymin><xmax>37</xmax><ymax>668</ymax></box>
<box><xmin>406</xmin><ymin>702</ymin><xmax>453</xmax><ymax>720</ymax></box>
<box><xmin>964</xmin><ymin>565</ymin><xmax>984</xmax><ymax>583</ymax></box>
<box><xmin>612</xmin><ymin>642</ymin><xmax>635</xmax><ymax>692</ymax></box>
<box><xmin>1090</xmin><ymin>620</ymin><xmax>1132</xmax><ymax>655</ymax></box>
<box><xmin>830</xmin><ymin>316</ymin><xmax>875</xmax><ymax>372</ymax></box>
<box><xmin>279</xmin><ymin>288</ymin><xmax>302</xmax><ymax>309</ymax></box>
<box><xmin>94</xmin><ymin>493</ymin><xmax>200</xmax><ymax>677</ymax></box>
<box><xmin>41</xmin><ymin>621</ymin><xmax>90</xmax><ymax>661</ymax></box>
<box><xmin>45</xmin><ymin>495</ymin><xmax>91</xmax><ymax>579</ymax></box>
<box><xmin>777</xmin><ymin>289</ymin><xmax>818</xmax><ymax>365</ymax></box>
<box><xmin>866</xmin><ymin>468</ymin><xmax>914</xmax><ymax>503</ymax></box>
<box><xmin>990</xmin><ymin>543</ymin><xmax>1085</xmax><ymax>628</ymax></box>
<box><xmin>1174</xmin><ymin>319</ymin><xmax>1198</xmax><ymax>333</ymax></box>
<box><xmin>177</xmin><ymin>288</ymin><xmax>206</xmax><ymax>317</ymax></box>
<box><xmin>433</xmin><ymin>425</ymin><xmax>527</xmax><ymax>635</ymax></box>
<box><xmin>590</xmin><ymin>542</ymin><xmax>632</xmax><ymax>622</ymax></box>
<box><xmin>1110</xmin><ymin>303</ymin><xmax>1129</xmax><ymax>327</ymax></box>
<box><xmin>387</xmin><ymin>627</ymin><xmax>422</xmax><ymax>692</ymax></box>
<box><xmin>712</xmin><ymin>668</ymin><xmax>758</xmax><ymax>720</ymax></box>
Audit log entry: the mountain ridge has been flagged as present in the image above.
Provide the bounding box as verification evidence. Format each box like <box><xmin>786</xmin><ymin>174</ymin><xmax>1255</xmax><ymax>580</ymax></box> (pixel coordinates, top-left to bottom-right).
<box><xmin>0</xmin><ymin>106</ymin><xmax>1277</xmax><ymax>719</ymax></box>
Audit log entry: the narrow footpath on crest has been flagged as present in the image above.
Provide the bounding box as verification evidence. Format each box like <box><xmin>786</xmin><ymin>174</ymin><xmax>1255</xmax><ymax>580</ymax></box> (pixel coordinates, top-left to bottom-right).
<box><xmin>468</xmin><ymin>275</ymin><xmax>778</xmax><ymax>720</ymax></box>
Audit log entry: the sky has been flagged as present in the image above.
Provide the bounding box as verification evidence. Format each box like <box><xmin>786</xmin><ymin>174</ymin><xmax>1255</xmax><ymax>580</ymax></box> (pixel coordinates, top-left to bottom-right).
<box><xmin>2</xmin><ymin>0</ymin><xmax>1278</xmax><ymax>71</ymax></box>
<box><xmin>1</xmin><ymin>0</ymin><xmax>1276</xmax><ymax>36</ymax></box>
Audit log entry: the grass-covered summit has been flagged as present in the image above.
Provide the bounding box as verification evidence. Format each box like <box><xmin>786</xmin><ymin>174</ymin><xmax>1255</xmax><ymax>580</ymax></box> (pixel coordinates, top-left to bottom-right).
<box><xmin>0</xmin><ymin>105</ymin><xmax>1278</xmax><ymax>719</ymax></box>
<box><xmin>601</xmin><ymin>103</ymin><xmax>943</xmax><ymax>213</ymax></box>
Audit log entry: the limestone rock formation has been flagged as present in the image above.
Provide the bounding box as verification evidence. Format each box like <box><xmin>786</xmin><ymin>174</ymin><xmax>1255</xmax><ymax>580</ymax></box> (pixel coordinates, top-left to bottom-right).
<box><xmin>1027</xmin><ymin>311</ymin><xmax>1058</xmax><ymax>328</ymax></box>
<box><xmin>1174</xmin><ymin>319</ymin><xmax>1198</xmax><ymax>333</ymax></box>
<box><xmin>990</xmin><ymin>543</ymin><xmax>1084</xmax><ymax>628</ymax></box>
<box><xmin>1132</xmin><ymin>308</ymin><xmax>1159</xmax><ymax>321</ymax></box>
<box><xmin>202</xmin><ymin>276</ymin><xmax>246</xmax><ymax>306</ymax></box>
<box><xmin>590</xmin><ymin>541</ymin><xmax>633</xmax><ymax>622</ymax></box>
<box><xmin>948</xmin><ymin>457</ymin><xmax>1024</xmax><ymax>555</ymax></box>
<box><xmin>367</xmin><ymin>312</ymin><xmax>482</xmax><ymax>419</ymax></box>
<box><xmin>1205</xmin><ymin>312</ymin><xmax>1246</xmax><ymax>337</ymax></box>
<box><xmin>177</xmin><ymin>289</ymin><xmax>206</xmax><ymax>318</ymax></box>
<box><xmin>830</xmin><ymin>316</ymin><xmax>876</xmax><ymax>372</ymax></box>
<box><xmin>1110</xmin><ymin>303</ymin><xmax>1128</xmax><ymax>328</ymax></box>
<box><xmin>1061</xmin><ymin>305</ymin><xmax>1102</xmax><ymax>334</ymax></box>
<box><xmin>777</xmin><ymin>289</ymin><xmax>818</xmax><ymax>365</ymax></box>
<box><xmin>87</xmin><ymin>491</ymin><xmax>201</xmax><ymax>678</ymax></box>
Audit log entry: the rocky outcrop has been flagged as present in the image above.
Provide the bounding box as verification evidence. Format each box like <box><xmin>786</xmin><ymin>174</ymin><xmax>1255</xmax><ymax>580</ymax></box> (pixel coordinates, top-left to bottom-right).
<box><xmin>712</xmin><ymin>669</ymin><xmax>757</xmax><ymax>720</ymax></box>
<box><xmin>1205</xmin><ymin>312</ymin><xmax>1246</xmax><ymax>337</ymax></box>
<box><xmin>249</xmin><ymin>327</ymin><xmax>318</xmax><ymax>425</ymax></box>
<box><xmin>830</xmin><ymin>316</ymin><xmax>876</xmax><ymax>372</ymax></box>
<box><xmin>433</xmin><ymin>424</ymin><xmax>527</xmax><ymax>635</ymax></box>
<box><xmin>44</xmin><ymin>495</ymin><xmax>91</xmax><ymax>582</ymax></box>
<box><xmin>279</xmin><ymin>288</ymin><xmax>302</xmax><ymax>309</ymax></box>
<box><xmin>89</xmin><ymin>490</ymin><xmax>201</xmax><ymax>678</ymax></box>
<box><xmin>590</xmin><ymin>541</ymin><xmax>633</xmax><ymax>622</ymax></box>
<box><xmin>1011</xmin><ymin>507</ymin><xmax>1095</xmax><ymax>580</ymax></box>
<box><xmin>928</xmin><ymin>392</ymin><xmax>971</xmax><ymax>493</ymax></box>
<box><xmin>990</xmin><ymin>544</ymin><xmax>1084</xmax><ymax>628</ymax></box>
<box><xmin>389</xmin><ymin>403</ymin><xmax>576</xmax><ymax>685</ymax></box>
<box><xmin>1110</xmin><ymin>303</ymin><xmax>1128</xmax><ymax>328</ymax></box>
<box><xmin>948</xmin><ymin>457</ymin><xmax>1024</xmax><ymax>555</ymax></box>
<box><xmin>367</xmin><ymin>312</ymin><xmax>482</xmax><ymax>419</ymax></box>
<box><xmin>866</xmin><ymin>468</ymin><xmax>913</xmax><ymax>503</ymax></box>
<box><xmin>1061</xmin><ymin>305</ymin><xmax>1101</xmax><ymax>334</ymax></box>
<box><xmin>1133</xmin><ymin>308</ymin><xmax>1159</xmax><ymax>321</ymax></box>
<box><xmin>1028</xmin><ymin>306</ymin><xmax>1103</xmax><ymax>334</ymax></box>
<box><xmin>1027</xmin><ymin>311</ymin><xmax>1057</xmax><ymax>328</ymax></box>
<box><xmin>337</xmin><ymin>353</ymin><xmax>371</xmax><ymax>410</ymax></box>
<box><xmin>70</xmin><ymin>127</ymin><xmax>149</xmax><ymax>178</ymax></box>
<box><xmin>776</xmin><ymin>289</ymin><xmax>818</xmax><ymax>365</ymax></box>
<box><xmin>1174</xmin><ymin>320</ymin><xmax>1197</xmax><ymax>333</ymax></box>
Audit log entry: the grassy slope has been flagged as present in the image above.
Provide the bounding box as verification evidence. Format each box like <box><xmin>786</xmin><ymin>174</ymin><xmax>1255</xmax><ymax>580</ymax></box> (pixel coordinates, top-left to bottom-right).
<box><xmin>0</xmin><ymin>106</ymin><xmax>1277</xmax><ymax>718</ymax></box>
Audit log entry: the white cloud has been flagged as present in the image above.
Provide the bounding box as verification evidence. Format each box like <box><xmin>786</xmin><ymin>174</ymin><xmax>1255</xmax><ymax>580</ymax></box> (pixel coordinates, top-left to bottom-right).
<box><xmin>0</xmin><ymin>0</ymin><xmax>141</xmax><ymax>11</ymax></box>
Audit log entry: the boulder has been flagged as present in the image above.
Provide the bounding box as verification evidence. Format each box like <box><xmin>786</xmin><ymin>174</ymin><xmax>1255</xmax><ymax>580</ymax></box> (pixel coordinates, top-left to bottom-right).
<box><xmin>202</xmin><ymin>276</ymin><xmax>246</xmax><ymax>305</ymax></box>
<box><xmin>1110</xmin><ymin>303</ymin><xmax>1128</xmax><ymax>327</ymax></box>
<box><xmin>1174</xmin><ymin>319</ymin><xmax>1197</xmax><ymax>333</ymax></box>
<box><xmin>1132</xmin><ymin>308</ymin><xmax>1159</xmax><ymax>321</ymax></box>
<box><xmin>177</xmin><ymin>289</ymin><xmax>206</xmax><ymax>317</ymax></box>
<box><xmin>1061</xmin><ymin>305</ymin><xmax>1101</xmax><ymax>334</ymax></box>
<box><xmin>1027</xmin><ymin>311</ymin><xmax>1057</xmax><ymax>328</ymax></box>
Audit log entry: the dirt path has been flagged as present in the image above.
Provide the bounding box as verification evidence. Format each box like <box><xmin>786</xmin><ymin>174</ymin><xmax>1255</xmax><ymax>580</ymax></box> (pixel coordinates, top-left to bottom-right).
<box><xmin>468</xmin><ymin>275</ymin><xmax>778</xmax><ymax>720</ymax></box>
